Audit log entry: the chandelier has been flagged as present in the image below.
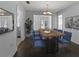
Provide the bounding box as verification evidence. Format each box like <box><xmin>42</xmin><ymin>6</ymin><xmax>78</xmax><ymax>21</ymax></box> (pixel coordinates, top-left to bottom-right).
<box><xmin>43</xmin><ymin>4</ymin><xmax>52</xmax><ymax>15</ymax></box>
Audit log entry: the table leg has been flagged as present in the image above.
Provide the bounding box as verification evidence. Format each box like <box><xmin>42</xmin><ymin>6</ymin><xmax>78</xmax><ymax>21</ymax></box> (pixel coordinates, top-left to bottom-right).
<box><xmin>44</xmin><ymin>37</ymin><xmax>59</xmax><ymax>54</ymax></box>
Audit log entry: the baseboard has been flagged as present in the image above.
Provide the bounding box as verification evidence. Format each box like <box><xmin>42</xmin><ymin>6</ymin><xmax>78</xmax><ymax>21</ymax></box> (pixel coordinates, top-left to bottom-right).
<box><xmin>17</xmin><ymin>38</ymin><xmax>25</xmax><ymax>46</ymax></box>
<box><xmin>8</xmin><ymin>46</ymin><xmax>17</xmax><ymax>57</ymax></box>
<box><xmin>71</xmin><ymin>41</ymin><xmax>79</xmax><ymax>45</ymax></box>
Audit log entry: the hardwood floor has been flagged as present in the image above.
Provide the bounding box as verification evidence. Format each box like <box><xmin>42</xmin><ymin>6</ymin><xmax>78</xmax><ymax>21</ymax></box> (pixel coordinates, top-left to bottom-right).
<box><xmin>14</xmin><ymin>38</ymin><xmax>79</xmax><ymax>57</ymax></box>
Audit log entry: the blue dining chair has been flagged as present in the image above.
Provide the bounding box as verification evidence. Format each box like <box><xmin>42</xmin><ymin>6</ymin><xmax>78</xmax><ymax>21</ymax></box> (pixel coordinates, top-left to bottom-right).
<box><xmin>54</xmin><ymin>28</ymin><xmax>58</xmax><ymax>31</ymax></box>
<box><xmin>58</xmin><ymin>31</ymin><xmax>72</xmax><ymax>48</ymax></box>
<box><xmin>31</xmin><ymin>30</ymin><xmax>45</xmax><ymax>48</ymax></box>
<box><xmin>57</xmin><ymin>29</ymin><xmax>63</xmax><ymax>33</ymax></box>
<box><xmin>54</xmin><ymin>29</ymin><xmax>63</xmax><ymax>42</ymax></box>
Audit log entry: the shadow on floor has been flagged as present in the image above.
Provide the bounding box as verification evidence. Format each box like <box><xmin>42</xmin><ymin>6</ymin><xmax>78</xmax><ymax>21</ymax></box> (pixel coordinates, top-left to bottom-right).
<box><xmin>14</xmin><ymin>38</ymin><xmax>79</xmax><ymax>57</ymax></box>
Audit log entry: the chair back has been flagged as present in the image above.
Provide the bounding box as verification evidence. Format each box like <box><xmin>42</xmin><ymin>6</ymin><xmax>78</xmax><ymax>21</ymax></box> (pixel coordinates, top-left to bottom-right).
<box><xmin>32</xmin><ymin>31</ymin><xmax>41</xmax><ymax>40</ymax></box>
<box><xmin>54</xmin><ymin>29</ymin><xmax>63</xmax><ymax>33</ymax></box>
<box><xmin>63</xmin><ymin>31</ymin><xmax>72</xmax><ymax>41</ymax></box>
<box><xmin>54</xmin><ymin>28</ymin><xmax>58</xmax><ymax>31</ymax></box>
<box><xmin>57</xmin><ymin>29</ymin><xmax>63</xmax><ymax>33</ymax></box>
<box><xmin>31</xmin><ymin>30</ymin><xmax>45</xmax><ymax>48</ymax></box>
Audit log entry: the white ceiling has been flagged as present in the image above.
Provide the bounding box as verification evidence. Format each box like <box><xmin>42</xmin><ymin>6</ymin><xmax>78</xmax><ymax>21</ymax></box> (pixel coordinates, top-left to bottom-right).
<box><xmin>21</xmin><ymin>1</ymin><xmax>79</xmax><ymax>13</ymax></box>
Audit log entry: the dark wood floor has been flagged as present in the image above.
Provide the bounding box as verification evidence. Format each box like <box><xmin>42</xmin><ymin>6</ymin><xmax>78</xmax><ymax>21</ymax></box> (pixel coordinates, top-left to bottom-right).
<box><xmin>14</xmin><ymin>38</ymin><xmax>79</xmax><ymax>57</ymax></box>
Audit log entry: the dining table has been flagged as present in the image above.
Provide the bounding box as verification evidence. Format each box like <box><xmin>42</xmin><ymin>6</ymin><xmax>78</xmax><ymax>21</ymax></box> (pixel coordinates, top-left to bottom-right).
<box><xmin>39</xmin><ymin>29</ymin><xmax>64</xmax><ymax>54</ymax></box>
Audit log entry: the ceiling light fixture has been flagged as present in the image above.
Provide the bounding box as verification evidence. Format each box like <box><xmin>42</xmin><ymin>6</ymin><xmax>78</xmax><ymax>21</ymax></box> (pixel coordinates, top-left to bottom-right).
<box><xmin>43</xmin><ymin>4</ymin><xmax>52</xmax><ymax>15</ymax></box>
<box><xmin>0</xmin><ymin>8</ymin><xmax>5</xmax><ymax>16</ymax></box>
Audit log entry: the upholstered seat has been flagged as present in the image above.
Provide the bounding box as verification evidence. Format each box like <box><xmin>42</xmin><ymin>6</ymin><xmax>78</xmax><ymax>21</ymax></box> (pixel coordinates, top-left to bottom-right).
<box><xmin>59</xmin><ymin>39</ymin><xmax>69</xmax><ymax>44</ymax></box>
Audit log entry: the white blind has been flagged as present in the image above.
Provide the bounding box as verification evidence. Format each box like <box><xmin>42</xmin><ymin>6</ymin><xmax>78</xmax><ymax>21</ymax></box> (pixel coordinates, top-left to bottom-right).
<box><xmin>58</xmin><ymin>15</ymin><xmax>63</xmax><ymax>30</ymax></box>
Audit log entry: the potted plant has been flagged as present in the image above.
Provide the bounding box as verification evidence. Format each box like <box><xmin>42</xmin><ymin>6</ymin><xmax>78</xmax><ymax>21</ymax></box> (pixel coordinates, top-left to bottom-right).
<box><xmin>25</xmin><ymin>18</ymin><xmax>32</xmax><ymax>37</ymax></box>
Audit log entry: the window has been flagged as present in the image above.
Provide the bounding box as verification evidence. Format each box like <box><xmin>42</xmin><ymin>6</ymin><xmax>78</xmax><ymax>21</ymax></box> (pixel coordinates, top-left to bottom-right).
<box><xmin>58</xmin><ymin>15</ymin><xmax>63</xmax><ymax>30</ymax></box>
<box><xmin>33</xmin><ymin>15</ymin><xmax>52</xmax><ymax>30</ymax></box>
<box><xmin>40</xmin><ymin>16</ymin><xmax>52</xmax><ymax>30</ymax></box>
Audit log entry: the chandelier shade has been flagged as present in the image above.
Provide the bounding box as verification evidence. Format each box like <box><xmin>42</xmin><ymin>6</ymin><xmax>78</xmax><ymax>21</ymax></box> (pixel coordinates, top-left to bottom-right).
<box><xmin>43</xmin><ymin>11</ymin><xmax>52</xmax><ymax>15</ymax></box>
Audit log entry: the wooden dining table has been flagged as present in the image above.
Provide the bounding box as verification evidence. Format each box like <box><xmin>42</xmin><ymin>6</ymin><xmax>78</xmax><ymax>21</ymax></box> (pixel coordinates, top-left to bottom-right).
<box><xmin>39</xmin><ymin>29</ymin><xmax>63</xmax><ymax>39</ymax></box>
<box><xmin>39</xmin><ymin>29</ymin><xmax>64</xmax><ymax>53</ymax></box>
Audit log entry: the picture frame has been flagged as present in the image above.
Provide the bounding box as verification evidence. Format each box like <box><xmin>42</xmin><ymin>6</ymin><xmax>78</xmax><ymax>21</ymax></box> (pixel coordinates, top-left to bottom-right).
<box><xmin>65</xmin><ymin>15</ymin><xmax>79</xmax><ymax>30</ymax></box>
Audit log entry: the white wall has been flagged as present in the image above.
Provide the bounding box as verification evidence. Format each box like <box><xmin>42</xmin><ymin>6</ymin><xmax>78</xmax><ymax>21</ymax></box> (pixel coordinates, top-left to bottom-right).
<box><xmin>25</xmin><ymin>11</ymin><xmax>41</xmax><ymax>21</ymax></box>
<box><xmin>0</xmin><ymin>2</ymin><xmax>17</xmax><ymax>57</ymax></box>
<box><xmin>16</xmin><ymin>2</ymin><xmax>27</xmax><ymax>46</ymax></box>
<box><xmin>58</xmin><ymin>3</ymin><xmax>79</xmax><ymax>44</ymax></box>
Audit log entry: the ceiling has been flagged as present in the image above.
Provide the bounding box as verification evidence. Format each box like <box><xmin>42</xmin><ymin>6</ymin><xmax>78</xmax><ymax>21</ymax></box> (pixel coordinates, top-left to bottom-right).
<box><xmin>21</xmin><ymin>1</ymin><xmax>79</xmax><ymax>13</ymax></box>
